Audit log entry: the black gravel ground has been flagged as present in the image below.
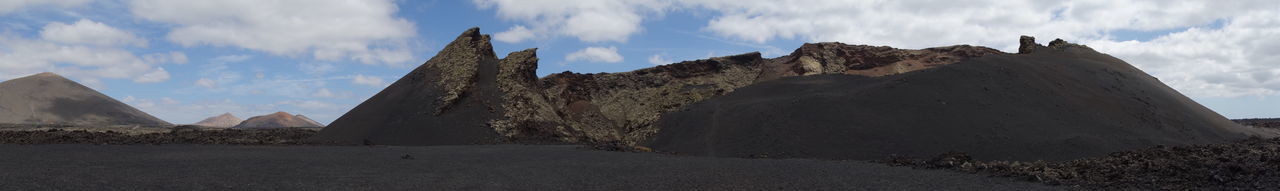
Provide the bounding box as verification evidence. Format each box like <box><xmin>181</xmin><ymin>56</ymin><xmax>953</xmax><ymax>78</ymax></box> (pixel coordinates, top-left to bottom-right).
<box><xmin>0</xmin><ymin>127</ymin><xmax>318</xmax><ymax>145</ymax></box>
<box><xmin>883</xmin><ymin>137</ymin><xmax>1280</xmax><ymax>190</ymax></box>
<box><xmin>0</xmin><ymin>144</ymin><xmax>1056</xmax><ymax>190</ymax></box>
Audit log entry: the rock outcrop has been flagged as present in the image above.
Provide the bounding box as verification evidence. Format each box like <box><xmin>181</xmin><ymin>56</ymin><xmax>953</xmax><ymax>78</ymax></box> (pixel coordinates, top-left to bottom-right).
<box><xmin>756</xmin><ymin>43</ymin><xmax>1002</xmax><ymax>81</ymax></box>
<box><xmin>0</xmin><ymin>72</ymin><xmax>170</xmax><ymax>126</ymax></box>
<box><xmin>311</xmin><ymin>28</ymin><xmax>509</xmax><ymax>145</ymax></box>
<box><xmin>191</xmin><ymin>113</ymin><xmax>243</xmax><ymax>128</ymax></box>
<box><xmin>232</xmin><ymin>112</ymin><xmax>323</xmax><ymax>128</ymax></box>
<box><xmin>312</xmin><ymin>27</ymin><xmax>1009</xmax><ymax>145</ymax></box>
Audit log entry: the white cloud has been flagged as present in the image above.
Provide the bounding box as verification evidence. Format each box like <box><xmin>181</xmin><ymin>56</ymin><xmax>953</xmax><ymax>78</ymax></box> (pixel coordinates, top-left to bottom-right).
<box><xmin>0</xmin><ymin>0</ymin><xmax>90</xmax><ymax>14</ymax></box>
<box><xmin>213</xmin><ymin>54</ymin><xmax>251</xmax><ymax>63</ymax></box>
<box><xmin>0</xmin><ymin>20</ymin><xmax>161</xmax><ymax>84</ymax></box>
<box><xmin>277</xmin><ymin>100</ymin><xmax>341</xmax><ymax>110</ymax></box>
<box><xmin>141</xmin><ymin>51</ymin><xmax>189</xmax><ymax>65</ymax></box>
<box><xmin>312</xmin><ymin>88</ymin><xmax>353</xmax><ymax>99</ymax></box>
<box><xmin>160</xmin><ymin>97</ymin><xmax>180</xmax><ymax>104</ymax></box>
<box><xmin>40</xmin><ymin>19</ymin><xmax>147</xmax><ymax>47</ymax></box>
<box><xmin>647</xmin><ymin>54</ymin><xmax>672</xmax><ymax>65</ymax></box>
<box><xmin>76</xmin><ymin>78</ymin><xmax>105</xmax><ymax>90</ymax></box>
<box><xmin>682</xmin><ymin>0</ymin><xmax>1275</xmax><ymax>50</ymax></box>
<box><xmin>133</xmin><ymin>67</ymin><xmax>170</xmax><ymax>83</ymax></box>
<box><xmin>566</xmin><ymin>46</ymin><xmax>624</xmax><ymax>63</ymax></box>
<box><xmin>195</xmin><ymin>78</ymin><xmax>217</xmax><ymax>88</ymax></box>
<box><xmin>351</xmin><ymin>74</ymin><xmax>385</xmax><ymax>87</ymax></box>
<box><xmin>129</xmin><ymin>0</ymin><xmax>417</xmax><ymax>65</ymax></box>
<box><xmin>169</xmin><ymin>51</ymin><xmax>188</xmax><ymax>64</ymax></box>
<box><xmin>1089</xmin><ymin>10</ymin><xmax>1280</xmax><ymax>98</ymax></box>
<box><xmin>474</xmin><ymin>0</ymin><xmax>1280</xmax><ymax>98</ymax></box>
<box><xmin>299</xmin><ymin>62</ymin><xmax>337</xmax><ymax>76</ymax></box>
<box><xmin>494</xmin><ymin>25</ymin><xmax>536</xmax><ymax>43</ymax></box>
<box><xmin>474</xmin><ymin>0</ymin><xmax>669</xmax><ymax>43</ymax></box>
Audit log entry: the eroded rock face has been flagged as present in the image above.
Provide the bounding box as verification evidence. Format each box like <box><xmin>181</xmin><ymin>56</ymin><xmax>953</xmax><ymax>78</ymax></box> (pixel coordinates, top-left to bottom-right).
<box><xmin>491</xmin><ymin>48</ymin><xmax>584</xmax><ymax>142</ymax></box>
<box><xmin>432</xmin><ymin>28</ymin><xmax>496</xmax><ymax>115</ymax></box>
<box><xmin>756</xmin><ymin>43</ymin><xmax>1004</xmax><ymax>81</ymax></box>
<box><xmin>540</xmin><ymin>52</ymin><xmax>767</xmax><ymax>143</ymax></box>
<box><xmin>1018</xmin><ymin>35</ymin><xmax>1042</xmax><ymax>54</ymax></box>
<box><xmin>310</xmin><ymin>27</ymin><xmax>508</xmax><ymax>145</ymax></box>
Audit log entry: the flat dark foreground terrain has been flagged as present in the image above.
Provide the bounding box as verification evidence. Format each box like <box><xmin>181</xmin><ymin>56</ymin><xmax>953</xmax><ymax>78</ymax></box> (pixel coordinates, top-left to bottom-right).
<box><xmin>0</xmin><ymin>144</ymin><xmax>1057</xmax><ymax>190</ymax></box>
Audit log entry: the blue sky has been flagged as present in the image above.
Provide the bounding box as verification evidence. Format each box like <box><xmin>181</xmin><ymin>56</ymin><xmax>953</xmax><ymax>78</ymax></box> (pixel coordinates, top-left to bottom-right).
<box><xmin>1</xmin><ymin>0</ymin><xmax>1277</xmax><ymax>124</ymax></box>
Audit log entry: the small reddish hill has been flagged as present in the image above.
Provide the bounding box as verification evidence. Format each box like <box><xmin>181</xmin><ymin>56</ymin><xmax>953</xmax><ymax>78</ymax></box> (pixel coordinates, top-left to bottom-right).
<box><xmin>233</xmin><ymin>112</ymin><xmax>323</xmax><ymax>129</ymax></box>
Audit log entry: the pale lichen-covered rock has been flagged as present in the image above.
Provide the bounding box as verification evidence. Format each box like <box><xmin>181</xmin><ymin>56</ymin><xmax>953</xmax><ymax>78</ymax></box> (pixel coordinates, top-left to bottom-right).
<box><xmin>540</xmin><ymin>52</ymin><xmax>766</xmax><ymax>144</ymax></box>
<box><xmin>310</xmin><ymin>27</ymin><xmax>507</xmax><ymax>145</ymax></box>
<box><xmin>755</xmin><ymin>42</ymin><xmax>1004</xmax><ymax>82</ymax></box>
<box><xmin>1018</xmin><ymin>35</ymin><xmax>1043</xmax><ymax>54</ymax></box>
<box><xmin>491</xmin><ymin>48</ymin><xmax>584</xmax><ymax>142</ymax></box>
<box><xmin>432</xmin><ymin>27</ymin><xmax>496</xmax><ymax>115</ymax></box>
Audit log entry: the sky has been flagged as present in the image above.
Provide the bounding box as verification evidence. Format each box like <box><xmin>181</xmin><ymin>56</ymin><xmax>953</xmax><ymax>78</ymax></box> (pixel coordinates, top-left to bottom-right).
<box><xmin>0</xmin><ymin>0</ymin><xmax>1277</xmax><ymax>125</ymax></box>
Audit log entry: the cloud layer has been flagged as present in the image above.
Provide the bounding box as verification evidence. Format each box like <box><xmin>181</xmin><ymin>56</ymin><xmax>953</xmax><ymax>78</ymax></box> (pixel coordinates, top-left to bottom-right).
<box><xmin>129</xmin><ymin>0</ymin><xmax>417</xmax><ymax>66</ymax></box>
<box><xmin>0</xmin><ymin>19</ymin><xmax>171</xmax><ymax>86</ymax></box>
<box><xmin>475</xmin><ymin>0</ymin><xmax>1280</xmax><ymax>98</ymax></box>
<box><xmin>566</xmin><ymin>46</ymin><xmax>624</xmax><ymax>63</ymax></box>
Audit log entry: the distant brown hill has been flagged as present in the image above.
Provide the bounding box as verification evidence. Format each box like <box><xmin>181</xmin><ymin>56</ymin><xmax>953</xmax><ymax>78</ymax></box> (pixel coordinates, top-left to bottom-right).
<box><xmin>0</xmin><ymin>72</ymin><xmax>170</xmax><ymax>126</ymax></box>
<box><xmin>232</xmin><ymin>112</ymin><xmax>323</xmax><ymax>129</ymax></box>
<box><xmin>191</xmin><ymin>113</ymin><xmax>243</xmax><ymax>128</ymax></box>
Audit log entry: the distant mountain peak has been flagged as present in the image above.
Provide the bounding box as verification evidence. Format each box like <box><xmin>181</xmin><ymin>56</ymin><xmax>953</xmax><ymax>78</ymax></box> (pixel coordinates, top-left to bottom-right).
<box><xmin>0</xmin><ymin>72</ymin><xmax>170</xmax><ymax>126</ymax></box>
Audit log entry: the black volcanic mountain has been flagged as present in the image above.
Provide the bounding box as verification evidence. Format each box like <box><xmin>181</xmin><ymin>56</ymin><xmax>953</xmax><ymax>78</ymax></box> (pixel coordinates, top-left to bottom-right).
<box><xmin>311</xmin><ymin>28</ymin><xmax>512</xmax><ymax>145</ymax></box>
<box><xmin>646</xmin><ymin>37</ymin><xmax>1275</xmax><ymax>161</ymax></box>
<box><xmin>312</xmin><ymin>27</ymin><xmax>1272</xmax><ymax>161</ymax></box>
<box><xmin>311</xmin><ymin>28</ymin><xmax>998</xmax><ymax>145</ymax></box>
<box><xmin>0</xmin><ymin>72</ymin><xmax>170</xmax><ymax>126</ymax></box>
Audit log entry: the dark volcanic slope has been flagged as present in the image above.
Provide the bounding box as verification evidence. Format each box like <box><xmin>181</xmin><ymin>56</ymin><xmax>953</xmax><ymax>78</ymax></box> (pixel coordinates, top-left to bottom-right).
<box><xmin>311</xmin><ymin>28</ymin><xmax>508</xmax><ymax>145</ymax></box>
<box><xmin>0</xmin><ymin>73</ymin><xmax>169</xmax><ymax>126</ymax></box>
<box><xmin>647</xmin><ymin>37</ymin><xmax>1275</xmax><ymax>161</ymax></box>
<box><xmin>0</xmin><ymin>145</ymin><xmax>1056</xmax><ymax>190</ymax></box>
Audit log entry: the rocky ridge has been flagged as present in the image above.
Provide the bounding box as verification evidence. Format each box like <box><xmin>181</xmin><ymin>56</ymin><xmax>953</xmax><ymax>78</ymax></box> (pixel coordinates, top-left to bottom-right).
<box><xmin>313</xmin><ymin>27</ymin><xmax>1002</xmax><ymax>145</ymax></box>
